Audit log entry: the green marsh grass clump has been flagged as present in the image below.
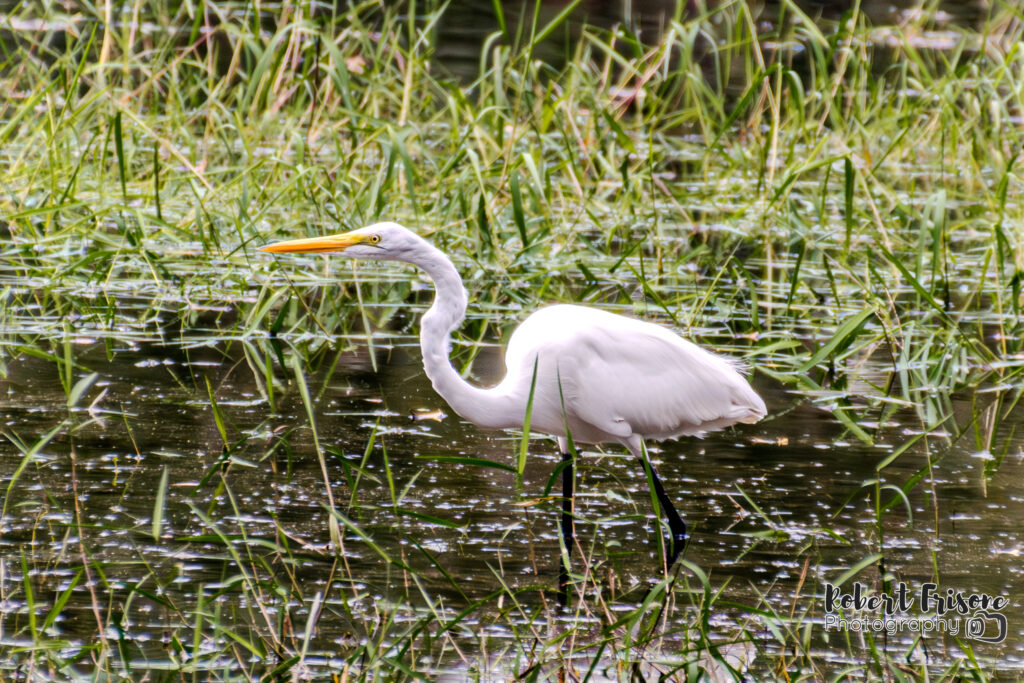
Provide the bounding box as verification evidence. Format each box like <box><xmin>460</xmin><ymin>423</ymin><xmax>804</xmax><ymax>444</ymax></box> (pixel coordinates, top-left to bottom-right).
<box><xmin>0</xmin><ymin>0</ymin><xmax>1022</xmax><ymax>679</ymax></box>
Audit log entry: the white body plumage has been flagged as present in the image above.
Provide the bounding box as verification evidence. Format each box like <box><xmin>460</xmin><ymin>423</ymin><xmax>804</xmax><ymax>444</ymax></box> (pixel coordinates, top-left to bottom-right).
<box><xmin>491</xmin><ymin>304</ymin><xmax>765</xmax><ymax>446</ymax></box>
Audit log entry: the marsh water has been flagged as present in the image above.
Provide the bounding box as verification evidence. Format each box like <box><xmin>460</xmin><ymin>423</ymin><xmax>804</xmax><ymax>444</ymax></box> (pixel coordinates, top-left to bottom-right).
<box><xmin>1</xmin><ymin>0</ymin><xmax>1023</xmax><ymax>679</ymax></box>
<box><xmin>433</xmin><ymin>0</ymin><xmax>994</xmax><ymax>76</ymax></box>
<box><xmin>2</xmin><ymin>242</ymin><xmax>1023</xmax><ymax>677</ymax></box>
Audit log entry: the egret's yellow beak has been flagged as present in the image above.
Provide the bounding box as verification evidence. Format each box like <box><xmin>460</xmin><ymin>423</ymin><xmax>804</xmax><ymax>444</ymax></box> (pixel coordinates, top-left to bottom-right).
<box><xmin>259</xmin><ymin>232</ymin><xmax>366</xmax><ymax>254</ymax></box>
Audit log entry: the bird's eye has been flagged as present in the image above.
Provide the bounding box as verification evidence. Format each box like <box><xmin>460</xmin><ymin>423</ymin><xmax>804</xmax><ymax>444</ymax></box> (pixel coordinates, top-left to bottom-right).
<box><xmin>369</xmin><ymin>234</ymin><xmax>382</xmax><ymax>244</ymax></box>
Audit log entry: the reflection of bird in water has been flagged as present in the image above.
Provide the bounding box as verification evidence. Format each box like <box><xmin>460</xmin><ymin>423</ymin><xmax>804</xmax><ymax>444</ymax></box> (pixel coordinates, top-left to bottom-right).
<box><xmin>261</xmin><ymin>222</ymin><xmax>766</xmax><ymax>593</ymax></box>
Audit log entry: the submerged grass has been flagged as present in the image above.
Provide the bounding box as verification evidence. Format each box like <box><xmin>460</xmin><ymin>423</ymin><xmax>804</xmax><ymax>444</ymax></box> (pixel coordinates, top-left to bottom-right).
<box><xmin>1</xmin><ymin>0</ymin><xmax>1023</xmax><ymax>679</ymax></box>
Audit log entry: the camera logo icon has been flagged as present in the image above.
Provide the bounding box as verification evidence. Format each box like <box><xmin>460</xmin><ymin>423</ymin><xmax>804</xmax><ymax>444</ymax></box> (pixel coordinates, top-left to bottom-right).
<box><xmin>966</xmin><ymin>610</ymin><xmax>1008</xmax><ymax>644</ymax></box>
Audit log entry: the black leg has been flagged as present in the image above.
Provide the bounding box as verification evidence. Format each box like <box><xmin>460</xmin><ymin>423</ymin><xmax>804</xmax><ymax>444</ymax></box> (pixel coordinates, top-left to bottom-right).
<box><xmin>558</xmin><ymin>448</ymin><xmax>574</xmax><ymax>607</ymax></box>
<box><xmin>636</xmin><ymin>453</ymin><xmax>687</xmax><ymax>565</ymax></box>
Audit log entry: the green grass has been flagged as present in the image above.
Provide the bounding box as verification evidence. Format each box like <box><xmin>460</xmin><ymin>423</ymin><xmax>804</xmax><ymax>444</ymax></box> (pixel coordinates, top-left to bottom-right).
<box><xmin>0</xmin><ymin>0</ymin><xmax>1022</xmax><ymax>679</ymax></box>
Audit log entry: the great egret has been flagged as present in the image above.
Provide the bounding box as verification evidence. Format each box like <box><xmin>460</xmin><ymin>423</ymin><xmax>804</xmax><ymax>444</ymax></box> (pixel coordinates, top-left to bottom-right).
<box><xmin>260</xmin><ymin>222</ymin><xmax>766</xmax><ymax>583</ymax></box>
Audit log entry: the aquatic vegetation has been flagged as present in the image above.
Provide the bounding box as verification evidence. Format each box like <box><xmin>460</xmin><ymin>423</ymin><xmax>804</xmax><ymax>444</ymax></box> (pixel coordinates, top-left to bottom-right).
<box><xmin>0</xmin><ymin>0</ymin><xmax>1022</xmax><ymax>679</ymax></box>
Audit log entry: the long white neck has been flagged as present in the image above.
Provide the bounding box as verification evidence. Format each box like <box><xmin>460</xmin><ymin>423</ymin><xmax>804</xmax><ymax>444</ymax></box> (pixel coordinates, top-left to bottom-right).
<box><xmin>411</xmin><ymin>242</ymin><xmax>514</xmax><ymax>429</ymax></box>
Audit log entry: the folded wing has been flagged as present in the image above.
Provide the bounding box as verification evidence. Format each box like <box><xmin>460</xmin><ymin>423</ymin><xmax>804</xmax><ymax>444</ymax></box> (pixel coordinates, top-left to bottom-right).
<box><xmin>507</xmin><ymin>306</ymin><xmax>765</xmax><ymax>441</ymax></box>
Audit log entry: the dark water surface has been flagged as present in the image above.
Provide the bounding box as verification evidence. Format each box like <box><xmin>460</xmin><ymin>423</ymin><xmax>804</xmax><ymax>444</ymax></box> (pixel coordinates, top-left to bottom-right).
<box><xmin>434</xmin><ymin>0</ymin><xmax>993</xmax><ymax>76</ymax></box>
<box><xmin>1</xmin><ymin>249</ymin><xmax>1022</xmax><ymax>676</ymax></box>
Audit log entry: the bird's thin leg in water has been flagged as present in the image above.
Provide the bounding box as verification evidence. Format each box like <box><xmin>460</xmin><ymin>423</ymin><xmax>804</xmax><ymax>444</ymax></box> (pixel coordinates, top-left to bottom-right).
<box><xmin>632</xmin><ymin>441</ymin><xmax>687</xmax><ymax>565</ymax></box>
<box><xmin>557</xmin><ymin>437</ymin><xmax>574</xmax><ymax>606</ymax></box>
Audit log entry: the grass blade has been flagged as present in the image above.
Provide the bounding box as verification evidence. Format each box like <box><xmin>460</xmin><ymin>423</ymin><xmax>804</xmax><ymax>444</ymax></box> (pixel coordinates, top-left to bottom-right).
<box><xmin>152</xmin><ymin>466</ymin><xmax>169</xmax><ymax>541</ymax></box>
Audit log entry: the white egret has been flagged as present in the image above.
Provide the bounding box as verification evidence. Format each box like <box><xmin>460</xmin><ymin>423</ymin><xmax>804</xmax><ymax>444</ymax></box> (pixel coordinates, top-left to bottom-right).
<box><xmin>260</xmin><ymin>222</ymin><xmax>766</xmax><ymax>583</ymax></box>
